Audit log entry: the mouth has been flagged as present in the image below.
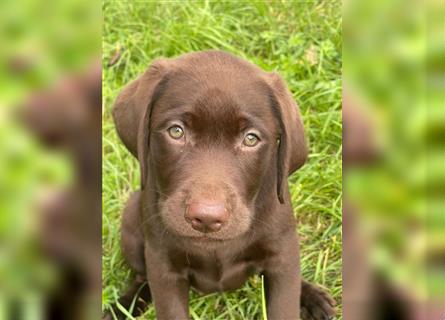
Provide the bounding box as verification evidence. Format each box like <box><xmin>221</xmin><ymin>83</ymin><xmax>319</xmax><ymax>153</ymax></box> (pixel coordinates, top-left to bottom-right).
<box><xmin>187</xmin><ymin>235</ymin><xmax>224</xmax><ymax>243</ymax></box>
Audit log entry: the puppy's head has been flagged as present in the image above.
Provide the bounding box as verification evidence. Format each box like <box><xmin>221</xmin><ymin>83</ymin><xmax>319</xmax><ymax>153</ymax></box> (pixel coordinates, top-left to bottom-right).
<box><xmin>22</xmin><ymin>62</ymin><xmax>101</xmax><ymax>148</ymax></box>
<box><xmin>113</xmin><ymin>51</ymin><xmax>307</xmax><ymax>241</ymax></box>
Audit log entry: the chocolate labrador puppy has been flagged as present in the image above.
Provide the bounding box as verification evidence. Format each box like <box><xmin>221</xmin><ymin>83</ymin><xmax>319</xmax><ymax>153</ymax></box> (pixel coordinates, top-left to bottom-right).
<box><xmin>106</xmin><ymin>50</ymin><xmax>335</xmax><ymax>320</ymax></box>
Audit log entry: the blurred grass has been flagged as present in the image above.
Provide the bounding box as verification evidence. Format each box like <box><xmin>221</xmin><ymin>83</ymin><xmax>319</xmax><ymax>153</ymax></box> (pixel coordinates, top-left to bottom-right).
<box><xmin>102</xmin><ymin>1</ymin><xmax>342</xmax><ymax>319</ymax></box>
<box><xmin>0</xmin><ymin>0</ymin><xmax>100</xmax><ymax>317</ymax></box>
<box><xmin>0</xmin><ymin>0</ymin><xmax>100</xmax><ymax>103</ymax></box>
<box><xmin>344</xmin><ymin>0</ymin><xmax>445</xmax><ymax>302</ymax></box>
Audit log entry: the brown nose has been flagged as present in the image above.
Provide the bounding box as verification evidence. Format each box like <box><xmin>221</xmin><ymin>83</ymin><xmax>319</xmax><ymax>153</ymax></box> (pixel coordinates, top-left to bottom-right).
<box><xmin>185</xmin><ymin>202</ymin><xmax>229</xmax><ymax>233</ymax></box>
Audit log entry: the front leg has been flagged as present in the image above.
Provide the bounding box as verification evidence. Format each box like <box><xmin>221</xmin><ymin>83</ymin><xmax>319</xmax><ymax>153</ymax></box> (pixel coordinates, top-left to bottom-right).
<box><xmin>144</xmin><ymin>244</ymin><xmax>190</xmax><ymax>320</ymax></box>
<box><xmin>264</xmin><ymin>234</ymin><xmax>301</xmax><ymax>320</ymax></box>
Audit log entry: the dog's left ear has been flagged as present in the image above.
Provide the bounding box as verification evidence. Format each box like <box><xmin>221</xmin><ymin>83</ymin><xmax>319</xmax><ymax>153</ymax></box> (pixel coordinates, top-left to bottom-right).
<box><xmin>264</xmin><ymin>72</ymin><xmax>308</xmax><ymax>203</ymax></box>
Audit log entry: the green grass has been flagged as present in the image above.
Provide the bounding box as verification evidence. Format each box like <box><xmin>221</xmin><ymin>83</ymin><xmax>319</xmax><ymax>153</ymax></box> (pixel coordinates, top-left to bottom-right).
<box><xmin>103</xmin><ymin>1</ymin><xmax>342</xmax><ymax>319</ymax></box>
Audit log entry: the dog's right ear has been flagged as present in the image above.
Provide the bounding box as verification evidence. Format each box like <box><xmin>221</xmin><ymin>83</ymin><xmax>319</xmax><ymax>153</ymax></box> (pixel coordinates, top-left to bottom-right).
<box><xmin>112</xmin><ymin>59</ymin><xmax>171</xmax><ymax>188</ymax></box>
<box><xmin>112</xmin><ymin>59</ymin><xmax>171</xmax><ymax>158</ymax></box>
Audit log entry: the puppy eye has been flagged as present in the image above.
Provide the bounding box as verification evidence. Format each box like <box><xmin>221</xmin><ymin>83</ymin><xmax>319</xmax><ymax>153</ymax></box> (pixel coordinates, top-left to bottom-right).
<box><xmin>243</xmin><ymin>133</ymin><xmax>260</xmax><ymax>147</ymax></box>
<box><xmin>168</xmin><ymin>125</ymin><xmax>184</xmax><ymax>139</ymax></box>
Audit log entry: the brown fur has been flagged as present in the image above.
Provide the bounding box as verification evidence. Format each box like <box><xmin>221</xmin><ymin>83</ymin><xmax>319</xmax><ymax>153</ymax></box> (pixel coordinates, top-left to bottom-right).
<box><xmin>106</xmin><ymin>51</ymin><xmax>335</xmax><ymax>320</ymax></box>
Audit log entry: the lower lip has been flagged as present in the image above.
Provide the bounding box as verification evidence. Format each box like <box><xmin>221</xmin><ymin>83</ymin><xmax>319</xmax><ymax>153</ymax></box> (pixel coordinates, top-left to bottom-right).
<box><xmin>189</xmin><ymin>236</ymin><xmax>221</xmax><ymax>242</ymax></box>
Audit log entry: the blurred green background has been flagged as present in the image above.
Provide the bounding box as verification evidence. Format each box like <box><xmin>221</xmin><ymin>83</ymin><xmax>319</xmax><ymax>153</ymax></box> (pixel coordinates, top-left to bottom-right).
<box><xmin>102</xmin><ymin>1</ymin><xmax>342</xmax><ymax>319</ymax></box>
<box><xmin>344</xmin><ymin>0</ymin><xmax>445</xmax><ymax>316</ymax></box>
<box><xmin>0</xmin><ymin>0</ymin><xmax>100</xmax><ymax>318</ymax></box>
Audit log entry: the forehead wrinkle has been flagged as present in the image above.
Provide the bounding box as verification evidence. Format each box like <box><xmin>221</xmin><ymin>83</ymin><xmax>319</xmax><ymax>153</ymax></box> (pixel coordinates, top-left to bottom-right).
<box><xmin>151</xmin><ymin>76</ymin><xmax>278</xmax><ymax>138</ymax></box>
<box><xmin>239</xmin><ymin>112</ymin><xmax>272</xmax><ymax>136</ymax></box>
<box><xmin>150</xmin><ymin>103</ymin><xmax>191</xmax><ymax>130</ymax></box>
<box><xmin>187</xmin><ymin>88</ymin><xmax>243</xmax><ymax>136</ymax></box>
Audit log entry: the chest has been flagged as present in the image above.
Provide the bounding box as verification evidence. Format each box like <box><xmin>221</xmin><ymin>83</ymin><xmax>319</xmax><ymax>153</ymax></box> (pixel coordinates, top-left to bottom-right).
<box><xmin>190</xmin><ymin>257</ymin><xmax>259</xmax><ymax>293</ymax></box>
<box><xmin>168</xmin><ymin>247</ymin><xmax>267</xmax><ymax>294</ymax></box>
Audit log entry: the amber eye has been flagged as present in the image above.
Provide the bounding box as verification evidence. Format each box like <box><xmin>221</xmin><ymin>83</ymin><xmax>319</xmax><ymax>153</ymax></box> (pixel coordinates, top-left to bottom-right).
<box><xmin>243</xmin><ymin>133</ymin><xmax>260</xmax><ymax>147</ymax></box>
<box><xmin>168</xmin><ymin>125</ymin><xmax>184</xmax><ymax>139</ymax></box>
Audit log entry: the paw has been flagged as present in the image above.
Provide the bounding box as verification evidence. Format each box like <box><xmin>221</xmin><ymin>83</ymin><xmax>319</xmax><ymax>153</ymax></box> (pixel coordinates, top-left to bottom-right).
<box><xmin>300</xmin><ymin>281</ymin><xmax>336</xmax><ymax>320</ymax></box>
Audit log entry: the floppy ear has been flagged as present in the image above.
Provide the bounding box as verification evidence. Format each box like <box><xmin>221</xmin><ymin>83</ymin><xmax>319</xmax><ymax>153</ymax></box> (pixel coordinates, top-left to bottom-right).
<box><xmin>112</xmin><ymin>59</ymin><xmax>171</xmax><ymax>188</ymax></box>
<box><xmin>265</xmin><ymin>72</ymin><xmax>308</xmax><ymax>203</ymax></box>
